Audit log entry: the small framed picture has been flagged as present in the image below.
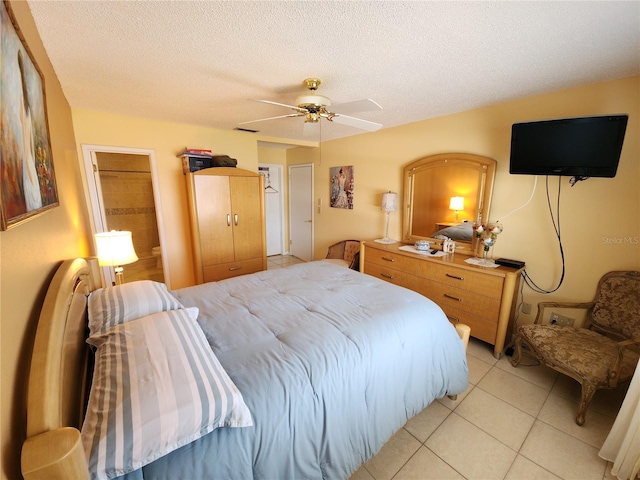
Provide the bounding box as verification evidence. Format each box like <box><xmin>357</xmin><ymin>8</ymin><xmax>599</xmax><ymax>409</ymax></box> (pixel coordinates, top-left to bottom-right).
<box><xmin>330</xmin><ymin>166</ymin><xmax>354</xmax><ymax>209</ymax></box>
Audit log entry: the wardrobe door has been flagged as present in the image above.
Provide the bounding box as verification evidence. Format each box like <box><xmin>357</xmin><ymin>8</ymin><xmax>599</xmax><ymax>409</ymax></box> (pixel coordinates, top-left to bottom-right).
<box><xmin>229</xmin><ymin>176</ymin><xmax>263</xmax><ymax>261</ymax></box>
<box><xmin>193</xmin><ymin>174</ymin><xmax>234</xmax><ymax>267</ymax></box>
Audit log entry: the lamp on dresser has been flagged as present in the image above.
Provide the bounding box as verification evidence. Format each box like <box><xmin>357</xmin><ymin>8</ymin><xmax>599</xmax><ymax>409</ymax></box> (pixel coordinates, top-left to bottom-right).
<box><xmin>375</xmin><ymin>191</ymin><xmax>398</xmax><ymax>244</ymax></box>
<box><xmin>95</xmin><ymin>230</ymin><xmax>138</xmax><ymax>285</ymax></box>
<box><xmin>449</xmin><ymin>196</ymin><xmax>464</xmax><ymax>222</ymax></box>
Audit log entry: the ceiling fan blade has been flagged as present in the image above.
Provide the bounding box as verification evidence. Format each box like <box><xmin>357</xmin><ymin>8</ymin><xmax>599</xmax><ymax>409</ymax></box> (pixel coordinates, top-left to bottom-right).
<box><xmin>239</xmin><ymin>113</ymin><xmax>304</xmax><ymax>125</ymax></box>
<box><xmin>252</xmin><ymin>99</ymin><xmax>307</xmax><ymax>113</ymax></box>
<box><xmin>330</xmin><ymin>99</ymin><xmax>382</xmax><ymax>115</ymax></box>
<box><xmin>331</xmin><ymin>114</ymin><xmax>382</xmax><ymax>132</ymax></box>
<box><xmin>303</xmin><ymin>121</ymin><xmax>320</xmax><ymax>137</ymax></box>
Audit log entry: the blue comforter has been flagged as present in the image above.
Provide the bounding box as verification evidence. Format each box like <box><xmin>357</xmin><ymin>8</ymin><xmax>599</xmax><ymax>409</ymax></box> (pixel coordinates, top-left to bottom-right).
<box><xmin>125</xmin><ymin>261</ymin><xmax>467</xmax><ymax>479</ymax></box>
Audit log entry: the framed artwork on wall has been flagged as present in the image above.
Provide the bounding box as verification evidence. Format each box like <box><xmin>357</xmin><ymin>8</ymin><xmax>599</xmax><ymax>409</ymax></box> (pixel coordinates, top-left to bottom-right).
<box><xmin>330</xmin><ymin>166</ymin><xmax>354</xmax><ymax>209</ymax></box>
<box><xmin>0</xmin><ymin>0</ymin><xmax>58</xmax><ymax>231</ymax></box>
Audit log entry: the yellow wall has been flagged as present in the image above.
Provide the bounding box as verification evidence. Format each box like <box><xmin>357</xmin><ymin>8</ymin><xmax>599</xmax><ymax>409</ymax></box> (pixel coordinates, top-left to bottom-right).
<box><xmin>1</xmin><ymin>4</ymin><xmax>637</xmax><ymax>477</ymax></box>
<box><xmin>71</xmin><ymin>111</ymin><xmax>267</xmax><ymax>288</ymax></box>
<box><xmin>1</xmin><ymin>2</ymin><xmax>92</xmax><ymax>478</ymax></box>
<box><xmin>309</xmin><ymin>76</ymin><xmax>639</xmax><ymax>326</ymax></box>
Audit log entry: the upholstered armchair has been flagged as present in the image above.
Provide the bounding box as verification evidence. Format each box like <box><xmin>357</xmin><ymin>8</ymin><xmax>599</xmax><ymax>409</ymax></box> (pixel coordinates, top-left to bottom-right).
<box><xmin>325</xmin><ymin>240</ymin><xmax>361</xmax><ymax>271</ymax></box>
<box><xmin>510</xmin><ymin>271</ymin><xmax>640</xmax><ymax>426</ymax></box>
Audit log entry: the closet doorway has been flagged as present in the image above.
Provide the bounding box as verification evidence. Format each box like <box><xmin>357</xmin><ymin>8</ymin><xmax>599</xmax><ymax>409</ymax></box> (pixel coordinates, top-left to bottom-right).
<box><xmin>81</xmin><ymin>145</ymin><xmax>169</xmax><ymax>287</ymax></box>
<box><xmin>259</xmin><ymin>164</ymin><xmax>285</xmax><ymax>256</ymax></box>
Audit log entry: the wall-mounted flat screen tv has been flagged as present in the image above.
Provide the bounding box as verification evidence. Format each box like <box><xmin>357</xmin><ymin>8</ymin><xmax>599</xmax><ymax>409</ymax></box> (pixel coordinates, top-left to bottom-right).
<box><xmin>510</xmin><ymin>115</ymin><xmax>628</xmax><ymax>178</ymax></box>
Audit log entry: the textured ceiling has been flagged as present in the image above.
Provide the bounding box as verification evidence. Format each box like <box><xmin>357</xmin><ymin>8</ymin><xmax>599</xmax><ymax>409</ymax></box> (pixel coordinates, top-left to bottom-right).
<box><xmin>27</xmin><ymin>1</ymin><xmax>640</xmax><ymax>144</ymax></box>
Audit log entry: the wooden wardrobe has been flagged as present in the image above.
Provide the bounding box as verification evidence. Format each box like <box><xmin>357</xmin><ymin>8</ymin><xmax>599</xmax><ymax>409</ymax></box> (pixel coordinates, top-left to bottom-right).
<box><xmin>186</xmin><ymin>167</ymin><xmax>266</xmax><ymax>283</ymax></box>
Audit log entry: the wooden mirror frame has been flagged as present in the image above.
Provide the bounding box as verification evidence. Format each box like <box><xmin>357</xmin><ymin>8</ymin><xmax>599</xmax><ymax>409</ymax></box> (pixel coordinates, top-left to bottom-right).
<box><xmin>402</xmin><ymin>153</ymin><xmax>497</xmax><ymax>255</ymax></box>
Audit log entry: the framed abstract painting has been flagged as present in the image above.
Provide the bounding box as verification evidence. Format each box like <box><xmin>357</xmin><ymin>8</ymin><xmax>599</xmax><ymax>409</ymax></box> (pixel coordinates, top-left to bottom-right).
<box><xmin>1</xmin><ymin>1</ymin><xmax>58</xmax><ymax>230</ymax></box>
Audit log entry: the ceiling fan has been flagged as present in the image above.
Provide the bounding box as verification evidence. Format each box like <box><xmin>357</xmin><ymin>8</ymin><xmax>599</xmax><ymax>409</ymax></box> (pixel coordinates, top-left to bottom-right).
<box><xmin>238</xmin><ymin>78</ymin><xmax>383</xmax><ymax>136</ymax></box>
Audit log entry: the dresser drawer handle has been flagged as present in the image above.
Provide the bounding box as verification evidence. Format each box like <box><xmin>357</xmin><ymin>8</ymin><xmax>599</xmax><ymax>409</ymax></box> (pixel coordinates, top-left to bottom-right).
<box><xmin>444</xmin><ymin>293</ymin><xmax>462</xmax><ymax>302</ymax></box>
<box><xmin>229</xmin><ymin>266</ymin><xmax>242</xmax><ymax>271</ymax></box>
<box><xmin>446</xmin><ymin>273</ymin><xmax>464</xmax><ymax>281</ymax></box>
<box><xmin>381</xmin><ymin>273</ymin><xmax>394</xmax><ymax>279</ymax></box>
<box><xmin>448</xmin><ymin>316</ymin><xmax>460</xmax><ymax>323</ymax></box>
<box><xmin>381</xmin><ymin>256</ymin><xmax>395</xmax><ymax>262</ymax></box>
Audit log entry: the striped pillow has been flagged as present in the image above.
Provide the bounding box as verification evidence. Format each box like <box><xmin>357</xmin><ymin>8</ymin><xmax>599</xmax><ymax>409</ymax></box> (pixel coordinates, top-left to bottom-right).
<box><xmin>88</xmin><ymin>280</ymin><xmax>184</xmax><ymax>336</ymax></box>
<box><xmin>82</xmin><ymin>308</ymin><xmax>253</xmax><ymax>479</ymax></box>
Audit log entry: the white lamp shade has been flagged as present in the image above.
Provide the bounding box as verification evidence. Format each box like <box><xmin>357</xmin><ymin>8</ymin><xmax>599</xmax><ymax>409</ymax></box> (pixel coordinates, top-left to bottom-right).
<box><xmin>449</xmin><ymin>196</ymin><xmax>464</xmax><ymax>211</ymax></box>
<box><xmin>381</xmin><ymin>192</ymin><xmax>398</xmax><ymax>212</ymax></box>
<box><xmin>95</xmin><ymin>231</ymin><xmax>138</xmax><ymax>267</ymax></box>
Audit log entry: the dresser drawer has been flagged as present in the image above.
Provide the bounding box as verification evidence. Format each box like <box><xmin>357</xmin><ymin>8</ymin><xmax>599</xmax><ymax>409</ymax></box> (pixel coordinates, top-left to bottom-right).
<box><xmin>364</xmin><ymin>247</ymin><xmax>424</xmax><ymax>276</ymax></box>
<box><xmin>203</xmin><ymin>257</ymin><xmax>263</xmax><ymax>282</ymax></box>
<box><xmin>418</xmin><ymin>279</ymin><xmax>501</xmax><ymax>321</ymax></box>
<box><xmin>427</xmin><ymin>262</ymin><xmax>504</xmax><ymax>299</ymax></box>
<box><xmin>442</xmin><ymin>305</ymin><xmax>498</xmax><ymax>344</ymax></box>
<box><xmin>364</xmin><ymin>261</ymin><xmax>420</xmax><ymax>291</ymax></box>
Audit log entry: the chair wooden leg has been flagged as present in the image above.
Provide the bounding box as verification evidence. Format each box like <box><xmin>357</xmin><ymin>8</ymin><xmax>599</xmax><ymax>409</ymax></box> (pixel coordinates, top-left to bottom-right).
<box><xmin>576</xmin><ymin>383</ymin><xmax>598</xmax><ymax>426</ymax></box>
<box><xmin>510</xmin><ymin>335</ymin><xmax>523</xmax><ymax>367</ymax></box>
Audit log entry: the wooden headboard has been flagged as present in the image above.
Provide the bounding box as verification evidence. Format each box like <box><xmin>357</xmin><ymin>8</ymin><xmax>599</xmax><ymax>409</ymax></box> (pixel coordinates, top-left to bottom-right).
<box><xmin>21</xmin><ymin>258</ymin><xmax>101</xmax><ymax>480</ymax></box>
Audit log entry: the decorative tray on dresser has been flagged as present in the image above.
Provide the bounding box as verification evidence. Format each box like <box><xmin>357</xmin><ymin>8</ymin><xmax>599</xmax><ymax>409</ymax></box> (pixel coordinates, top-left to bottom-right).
<box><xmin>360</xmin><ymin>240</ymin><xmax>524</xmax><ymax>358</ymax></box>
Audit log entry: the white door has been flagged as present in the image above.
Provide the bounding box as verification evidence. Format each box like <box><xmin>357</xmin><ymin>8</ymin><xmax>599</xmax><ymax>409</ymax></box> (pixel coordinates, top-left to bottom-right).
<box><xmin>259</xmin><ymin>164</ymin><xmax>284</xmax><ymax>256</ymax></box>
<box><xmin>289</xmin><ymin>164</ymin><xmax>314</xmax><ymax>261</ymax></box>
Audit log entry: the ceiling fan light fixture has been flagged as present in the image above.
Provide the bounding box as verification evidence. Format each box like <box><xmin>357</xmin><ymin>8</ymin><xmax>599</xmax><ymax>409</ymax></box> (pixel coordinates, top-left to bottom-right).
<box><xmin>305</xmin><ymin>112</ymin><xmax>320</xmax><ymax>123</ymax></box>
<box><xmin>295</xmin><ymin>94</ymin><xmax>331</xmax><ymax>110</ymax></box>
<box><xmin>243</xmin><ymin>77</ymin><xmax>383</xmax><ymax>134</ymax></box>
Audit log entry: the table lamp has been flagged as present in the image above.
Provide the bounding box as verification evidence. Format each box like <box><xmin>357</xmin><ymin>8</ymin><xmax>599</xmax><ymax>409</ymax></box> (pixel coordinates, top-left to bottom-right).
<box><xmin>95</xmin><ymin>230</ymin><xmax>138</xmax><ymax>285</ymax></box>
<box><xmin>375</xmin><ymin>191</ymin><xmax>398</xmax><ymax>244</ymax></box>
<box><xmin>449</xmin><ymin>196</ymin><xmax>464</xmax><ymax>222</ymax></box>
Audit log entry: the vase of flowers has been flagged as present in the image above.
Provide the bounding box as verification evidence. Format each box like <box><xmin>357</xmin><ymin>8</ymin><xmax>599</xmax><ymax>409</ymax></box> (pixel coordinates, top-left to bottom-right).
<box><xmin>473</xmin><ymin>222</ymin><xmax>503</xmax><ymax>265</ymax></box>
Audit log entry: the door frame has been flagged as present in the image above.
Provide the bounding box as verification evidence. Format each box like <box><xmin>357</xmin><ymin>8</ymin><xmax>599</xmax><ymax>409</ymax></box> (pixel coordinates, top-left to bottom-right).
<box><xmin>288</xmin><ymin>163</ymin><xmax>314</xmax><ymax>260</ymax></box>
<box><xmin>80</xmin><ymin>144</ymin><xmax>170</xmax><ymax>287</ymax></box>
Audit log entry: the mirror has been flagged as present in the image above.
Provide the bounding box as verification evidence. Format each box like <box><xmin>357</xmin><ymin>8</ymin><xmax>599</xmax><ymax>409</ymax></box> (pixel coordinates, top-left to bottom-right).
<box><xmin>402</xmin><ymin>153</ymin><xmax>496</xmax><ymax>254</ymax></box>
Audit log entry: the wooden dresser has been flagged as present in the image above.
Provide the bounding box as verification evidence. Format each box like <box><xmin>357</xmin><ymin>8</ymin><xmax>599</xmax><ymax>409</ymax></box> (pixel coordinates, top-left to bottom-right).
<box><xmin>186</xmin><ymin>168</ymin><xmax>266</xmax><ymax>283</ymax></box>
<box><xmin>361</xmin><ymin>241</ymin><xmax>523</xmax><ymax>358</ymax></box>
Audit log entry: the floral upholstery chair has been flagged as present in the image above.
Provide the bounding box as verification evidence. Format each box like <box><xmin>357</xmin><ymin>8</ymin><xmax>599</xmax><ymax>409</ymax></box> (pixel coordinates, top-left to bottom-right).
<box><xmin>510</xmin><ymin>271</ymin><xmax>640</xmax><ymax>426</ymax></box>
<box><xmin>325</xmin><ymin>240</ymin><xmax>361</xmax><ymax>271</ymax></box>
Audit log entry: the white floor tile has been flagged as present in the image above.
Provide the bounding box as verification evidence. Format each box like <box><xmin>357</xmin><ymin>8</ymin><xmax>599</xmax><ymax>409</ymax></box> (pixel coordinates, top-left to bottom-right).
<box><xmin>363</xmin><ymin>428</ymin><xmax>421</xmax><ymax>480</ymax></box>
<box><xmin>455</xmin><ymin>387</ymin><xmax>536</xmax><ymax>451</ymax></box>
<box><xmin>466</xmin><ymin>354</ymin><xmax>493</xmax><ymax>386</ymax></box>
<box><xmin>497</xmin><ymin>355</ymin><xmax>559</xmax><ymax>390</ymax></box>
<box><xmin>538</xmin><ymin>393</ymin><xmax>615</xmax><ymax>448</ymax></box>
<box><xmin>467</xmin><ymin>337</ymin><xmax>499</xmax><ymax>365</ymax></box>
<box><xmin>395</xmin><ymin>446</ymin><xmax>465</xmax><ymax>480</ymax></box>
<box><xmin>425</xmin><ymin>413</ymin><xmax>517</xmax><ymax>480</ymax></box>
<box><xmin>404</xmin><ymin>400</ymin><xmax>452</xmax><ymax>443</ymax></box>
<box><xmin>478</xmin><ymin>367</ymin><xmax>550</xmax><ymax>416</ymax></box>
<box><xmin>505</xmin><ymin>455</ymin><xmax>562</xmax><ymax>480</ymax></box>
<box><xmin>520</xmin><ymin>421</ymin><xmax>607</xmax><ymax>480</ymax></box>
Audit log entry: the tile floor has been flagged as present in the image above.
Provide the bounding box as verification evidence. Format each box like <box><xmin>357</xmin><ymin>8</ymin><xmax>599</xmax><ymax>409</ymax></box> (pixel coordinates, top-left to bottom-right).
<box><xmin>267</xmin><ymin>254</ymin><xmax>306</xmax><ymax>270</ymax></box>
<box><xmin>351</xmin><ymin>337</ymin><xmax>627</xmax><ymax>480</ymax></box>
<box><xmin>267</xmin><ymin>255</ymin><xmax>627</xmax><ymax>480</ymax></box>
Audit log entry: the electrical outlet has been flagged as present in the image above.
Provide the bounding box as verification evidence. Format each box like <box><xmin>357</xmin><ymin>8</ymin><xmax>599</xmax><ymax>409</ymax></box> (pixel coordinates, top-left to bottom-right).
<box><xmin>550</xmin><ymin>312</ymin><xmax>575</xmax><ymax>327</ymax></box>
<box><xmin>522</xmin><ymin>303</ymin><xmax>532</xmax><ymax>314</ymax></box>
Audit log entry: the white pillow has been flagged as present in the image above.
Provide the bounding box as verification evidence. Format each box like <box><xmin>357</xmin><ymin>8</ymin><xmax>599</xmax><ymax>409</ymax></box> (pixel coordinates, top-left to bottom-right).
<box><xmin>82</xmin><ymin>308</ymin><xmax>253</xmax><ymax>479</ymax></box>
<box><xmin>88</xmin><ymin>280</ymin><xmax>184</xmax><ymax>337</ymax></box>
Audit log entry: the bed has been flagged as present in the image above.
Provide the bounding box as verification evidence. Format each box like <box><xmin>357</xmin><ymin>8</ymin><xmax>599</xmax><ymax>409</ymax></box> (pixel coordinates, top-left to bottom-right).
<box><xmin>430</xmin><ymin>221</ymin><xmax>474</xmax><ymax>242</ymax></box>
<box><xmin>21</xmin><ymin>258</ymin><xmax>469</xmax><ymax>480</ymax></box>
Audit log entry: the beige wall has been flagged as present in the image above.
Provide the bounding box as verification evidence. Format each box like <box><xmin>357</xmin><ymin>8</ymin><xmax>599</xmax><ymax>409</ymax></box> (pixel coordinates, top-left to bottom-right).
<box><xmin>309</xmin><ymin>76</ymin><xmax>639</xmax><ymax>327</ymax></box>
<box><xmin>71</xmin><ymin>111</ymin><xmax>269</xmax><ymax>288</ymax></box>
<box><xmin>1</xmin><ymin>2</ymin><xmax>92</xmax><ymax>478</ymax></box>
<box><xmin>1</xmin><ymin>4</ymin><xmax>637</xmax><ymax>477</ymax></box>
